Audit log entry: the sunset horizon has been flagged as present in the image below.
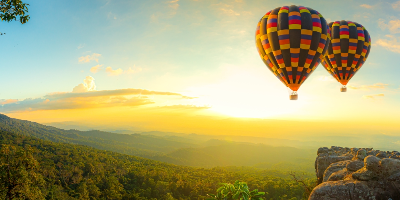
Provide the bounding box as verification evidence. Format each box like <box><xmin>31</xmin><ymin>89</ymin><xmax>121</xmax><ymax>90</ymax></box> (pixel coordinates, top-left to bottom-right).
<box><xmin>2</xmin><ymin>0</ymin><xmax>400</xmax><ymax>199</ymax></box>
<box><xmin>2</xmin><ymin>0</ymin><xmax>400</xmax><ymax>140</ymax></box>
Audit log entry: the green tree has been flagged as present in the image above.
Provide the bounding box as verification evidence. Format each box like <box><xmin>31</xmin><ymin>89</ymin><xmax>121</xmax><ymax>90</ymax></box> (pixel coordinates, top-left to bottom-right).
<box><xmin>86</xmin><ymin>179</ymin><xmax>101</xmax><ymax>199</ymax></box>
<box><xmin>289</xmin><ymin>172</ymin><xmax>317</xmax><ymax>199</ymax></box>
<box><xmin>0</xmin><ymin>0</ymin><xmax>30</xmax><ymax>35</ymax></box>
<box><xmin>207</xmin><ymin>180</ymin><xmax>266</xmax><ymax>200</ymax></box>
<box><xmin>164</xmin><ymin>192</ymin><xmax>176</xmax><ymax>200</ymax></box>
<box><xmin>76</xmin><ymin>181</ymin><xmax>90</xmax><ymax>200</ymax></box>
<box><xmin>101</xmin><ymin>176</ymin><xmax>124</xmax><ymax>200</ymax></box>
<box><xmin>0</xmin><ymin>144</ymin><xmax>46</xmax><ymax>200</ymax></box>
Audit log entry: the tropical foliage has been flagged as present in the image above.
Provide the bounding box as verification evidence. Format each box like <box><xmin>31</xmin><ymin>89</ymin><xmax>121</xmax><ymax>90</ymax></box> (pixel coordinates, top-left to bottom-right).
<box><xmin>207</xmin><ymin>180</ymin><xmax>265</xmax><ymax>200</ymax></box>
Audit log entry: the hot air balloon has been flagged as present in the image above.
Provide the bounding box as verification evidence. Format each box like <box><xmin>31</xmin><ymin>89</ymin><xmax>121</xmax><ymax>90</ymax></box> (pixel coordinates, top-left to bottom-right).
<box><xmin>255</xmin><ymin>5</ymin><xmax>330</xmax><ymax>100</ymax></box>
<box><xmin>320</xmin><ymin>21</ymin><xmax>371</xmax><ymax>92</ymax></box>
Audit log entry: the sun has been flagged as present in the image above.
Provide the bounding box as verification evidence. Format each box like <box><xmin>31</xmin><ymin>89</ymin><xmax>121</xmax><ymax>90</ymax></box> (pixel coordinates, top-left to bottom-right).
<box><xmin>184</xmin><ymin>65</ymin><xmax>307</xmax><ymax>119</ymax></box>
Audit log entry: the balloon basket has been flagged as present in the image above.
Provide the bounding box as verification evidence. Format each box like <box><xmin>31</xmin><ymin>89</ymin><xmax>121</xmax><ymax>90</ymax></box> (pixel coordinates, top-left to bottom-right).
<box><xmin>340</xmin><ymin>86</ymin><xmax>347</xmax><ymax>92</ymax></box>
<box><xmin>289</xmin><ymin>91</ymin><xmax>298</xmax><ymax>100</ymax></box>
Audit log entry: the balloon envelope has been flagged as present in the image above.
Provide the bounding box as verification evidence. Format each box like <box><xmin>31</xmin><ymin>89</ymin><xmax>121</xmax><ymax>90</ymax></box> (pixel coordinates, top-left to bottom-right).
<box><xmin>255</xmin><ymin>5</ymin><xmax>330</xmax><ymax>92</ymax></box>
<box><xmin>320</xmin><ymin>21</ymin><xmax>371</xmax><ymax>86</ymax></box>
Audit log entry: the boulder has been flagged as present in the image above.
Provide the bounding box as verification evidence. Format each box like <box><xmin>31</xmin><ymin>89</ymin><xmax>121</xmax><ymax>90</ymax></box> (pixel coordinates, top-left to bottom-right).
<box><xmin>310</xmin><ymin>146</ymin><xmax>400</xmax><ymax>200</ymax></box>
<box><xmin>323</xmin><ymin>160</ymin><xmax>351</xmax><ymax>182</ymax></box>
<box><xmin>346</xmin><ymin>160</ymin><xmax>364</xmax><ymax>172</ymax></box>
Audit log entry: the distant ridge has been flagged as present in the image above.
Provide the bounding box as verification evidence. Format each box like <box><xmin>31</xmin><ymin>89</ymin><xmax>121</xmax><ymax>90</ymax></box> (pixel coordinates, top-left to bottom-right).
<box><xmin>0</xmin><ymin>114</ymin><xmax>315</xmax><ymax>170</ymax></box>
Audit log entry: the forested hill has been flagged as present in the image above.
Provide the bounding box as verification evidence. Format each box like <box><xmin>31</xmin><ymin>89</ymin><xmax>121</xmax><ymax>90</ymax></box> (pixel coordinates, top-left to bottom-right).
<box><xmin>0</xmin><ymin>114</ymin><xmax>192</xmax><ymax>164</ymax></box>
<box><xmin>0</xmin><ymin>114</ymin><xmax>315</xmax><ymax>171</ymax></box>
<box><xmin>0</xmin><ymin>129</ymin><xmax>314</xmax><ymax>199</ymax></box>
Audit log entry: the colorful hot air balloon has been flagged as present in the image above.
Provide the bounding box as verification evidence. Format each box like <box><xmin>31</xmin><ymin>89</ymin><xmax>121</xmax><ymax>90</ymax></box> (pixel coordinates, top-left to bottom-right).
<box><xmin>320</xmin><ymin>21</ymin><xmax>371</xmax><ymax>92</ymax></box>
<box><xmin>255</xmin><ymin>5</ymin><xmax>330</xmax><ymax>100</ymax></box>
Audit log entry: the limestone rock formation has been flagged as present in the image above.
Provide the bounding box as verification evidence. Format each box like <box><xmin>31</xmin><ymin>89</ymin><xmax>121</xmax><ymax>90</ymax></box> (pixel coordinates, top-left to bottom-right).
<box><xmin>309</xmin><ymin>146</ymin><xmax>400</xmax><ymax>200</ymax></box>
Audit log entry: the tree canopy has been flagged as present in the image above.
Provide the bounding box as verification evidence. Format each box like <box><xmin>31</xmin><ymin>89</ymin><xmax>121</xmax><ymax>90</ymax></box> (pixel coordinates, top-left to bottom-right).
<box><xmin>0</xmin><ymin>0</ymin><xmax>30</xmax><ymax>35</ymax></box>
<box><xmin>0</xmin><ymin>128</ymin><xmax>317</xmax><ymax>199</ymax></box>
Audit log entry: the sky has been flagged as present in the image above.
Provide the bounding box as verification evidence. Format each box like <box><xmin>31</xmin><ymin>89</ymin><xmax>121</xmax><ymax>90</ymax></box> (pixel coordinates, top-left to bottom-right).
<box><xmin>1</xmin><ymin>0</ymin><xmax>400</xmax><ymax>139</ymax></box>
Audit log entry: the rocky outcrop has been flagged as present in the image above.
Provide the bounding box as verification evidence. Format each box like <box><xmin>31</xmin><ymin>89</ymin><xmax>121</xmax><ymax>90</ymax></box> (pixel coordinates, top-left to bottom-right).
<box><xmin>309</xmin><ymin>146</ymin><xmax>400</xmax><ymax>200</ymax></box>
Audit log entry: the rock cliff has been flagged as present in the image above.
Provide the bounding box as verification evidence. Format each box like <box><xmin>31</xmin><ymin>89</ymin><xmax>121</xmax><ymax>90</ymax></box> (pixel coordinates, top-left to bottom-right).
<box><xmin>309</xmin><ymin>146</ymin><xmax>400</xmax><ymax>200</ymax></box>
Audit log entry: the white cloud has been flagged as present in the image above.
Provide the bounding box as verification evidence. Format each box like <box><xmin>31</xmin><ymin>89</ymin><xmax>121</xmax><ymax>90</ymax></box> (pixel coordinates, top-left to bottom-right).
<box><xmin>375</xmin><ymin>35</ymin><xmax>400</xmax><ymax>53</ymax></box>
<box><xmin>317</xmin><ymin>76</ymin><xmax>335</xmax><ymax>82</ymax></box>
<box><xmin>393</xmin><ymin>1</ymin><xmax>400</xmax><ymax>10</ymax></box>
<box><xmin>107</xmin><ymin>12</ymin><xmax>117</xmax><ymax>20</ymax></box>
<box><xmin>348</xmin><ymin>83</ymin><xmax>388</xmax><ymax>90</ymax></box>
<box><xmin>360</xmin><ymin>4</ymin><xmax>373</xmax><ymax>9</ymax></box>
<box><xmin>220</xmin><ymin>8</ymin><xmax>240</xmax><ymax>16</ymax></box>
<box><xmin>106</xmin><ymin>67</ymin><xmax>123</xmax><ymax>76</ymax></box>
<box><xmin>72</xmin><ymin>76</ymin><xmax>96</xmax><ymax>93</ymax></box>
<box><xmin>150</xmin><ymin>14</ymin><xmax>159</xmax><ymax>23</ymax></box>
<box><xmin>363</xmin><ymin>93</ymin><xmax>384</xmax><ymax>99</ymax></box>
<box><xmin>167</xmin><ymin>0</ymin><xmax>179</xmax><ymax>15</ymax></box>
<box><xmin>0</xmin><ymin>87</ymin><xmax>195</xmax><ymax>113</ymax></box>
<box><xmin>79</xmin><ymin>53</ymin><xmax>101</xmax><ymax>63</ymax></box>
<box><xmin>393</xmin><ymin>141</ymin><xmax>400</xmax><ymax>145</ymax></box>
<box><xmin>0</xmin><ymin>99</ymin><xmax>18</xmax><ymax>105</ymax></box>
<box><xmin>242</xmin><ymin>11</ymin><xmax>253</xmax><ymax>16</ymax></box>
<box><xmin>125</xmin><ymin>67</ymin><xmax>142</xmax><ymax>74</ymax></box>
<box><xmin>212</xmin><ymin>3</ymin><xmax>240</xmax><ymax>16</ymax></box>
<box><xmin>77</xmin><ymin>44</ymin><xmax>85</xmax><ymax>49</ymax></box>
<box><xmin>378</xmin><ymin>19</ymin><xmax>400</xmax><ymax>34</ymax></box>
<box><xmin>90</xmin><ymin>64</ymin><xmax>103</xmax><ymax>73</ymax></box>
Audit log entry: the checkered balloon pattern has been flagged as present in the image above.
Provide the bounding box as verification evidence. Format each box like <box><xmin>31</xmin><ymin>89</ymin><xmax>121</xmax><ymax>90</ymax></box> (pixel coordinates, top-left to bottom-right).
<box><xmin>320</xmin><ymin>21</ymin><xmax>371</xmax><ymax>86</ymax></box>
<box><xmin>255</xmin><ymin>5</ymin><xmax>330</xmax><ymax>91</ymax></box>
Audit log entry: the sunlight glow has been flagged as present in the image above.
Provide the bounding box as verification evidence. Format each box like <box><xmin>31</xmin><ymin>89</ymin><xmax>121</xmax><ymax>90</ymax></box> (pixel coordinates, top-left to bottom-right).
<box><xmin>184</xmin><ymin>64</ymin><xmax>307</xmax><ymax>118</ymax></box>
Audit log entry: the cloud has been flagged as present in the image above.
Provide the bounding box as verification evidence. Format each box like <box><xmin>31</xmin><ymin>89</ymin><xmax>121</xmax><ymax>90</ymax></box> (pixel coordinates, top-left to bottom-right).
<box><xmin>92</xmin><ymin>66</ymin><xmax>141</xmax><ymax>75</ymax></box>
<box><xmin>150</xmin><ymin>14</ymin><xmax>159</xmax><ymax>23</ymax></box>
<box><xmin>79</xmin><ymin>53</ymin><xmax>101</xmax><ymax>63</ymax></box>
<box><xmin>375</xmin><ymin>35</ymin><xmax>400</xmax><ymax>53</ymax></box>
<box><xmin>363</xmin><ymin>93</ymin><xmax>384</xmax><ymax>99</ymax></box>
<box><xmin>212</xmin><ymin>3</ymin><xmax>240</xmax><ymax>16</ymax></box>
<box><xmin>158</xmin><ymin>105</ymin><xmax>211</xmax><ymax>110</ymax></box>
<box><xmin>317</xmin><ymin>76</ymin><xmax>335</xmax><ymax>82</ymax></box>
<box><xmin>220</xmin><ymin>8</ymin><xmax>240</xmax><ymax>16</ymax></box>
<box><xmin>107</xmin><ymin>12</ymin><xmax>117</xmax><ymax>20</ymax></box>
<box><xmin>125</xmin><ymin>67</ymin><xmax>142</xmax><ymax>74</ymax></box>
<box><xmin>360</xmin><ymin>4</ymin><xmax>373</xmax><ymax>9</ymax></box>
<box><xmin>393</xmin><ymin>141</ymin><xmax>400</xmax><ymax>145</ymax></box>
<box><xmin>0</xmin><ymin>96</ymin><xmax>153</xmax><ymax>113</ymax></box>
<box><xmin>0</xmin><ymin>99</ymin><xmax>18</xmax><ymax>105</ymax></box>
<box><xmin>77</xmin><ymin>44</ymin><xmax>85</xmax><ymax>49</ymax></box>
<box><xmin>90</xmin><ymin>64</ymin><xmax>103</xmax><ymax>73</ymax></box>
<box><xmin>72</xmin><ymin>76</ymin><xmax>96</xmax><ymax>93</ymax></box>
<box><xmin>393</xmin><ymin>1</ymin><xmax>400</xmax><ymax>10</ymax></box>
<box><xmin>48</xmin><ymin>88</ymin><xmax>192</xmax><ymax>100</ymax></box>
<box><xmin>242</xmin><ymin>11</ymin><xmax>253</xmax><ymax>16</ymax></box>
<box><xmin>181</xmin><ymin>96</ymin><xmax>197</xmax><ymax>99</ymax></box>
<box><xmin>167</xmin><ymin>0</ymin><xmax>179</xmax><ymax>15</ymax></box>
<box><xmin>106</xmin><ymin>67</ymin><xmax>123</xmax><ymax>76</ymax></box>
<box><xmin>348</xmin><ymin>83</ymin><xmax>388</xmax><ymax>91</ymax></box>
<box><xmin>1</xmin><ymin>85</ymin><xmax>196</xmax><ymax>113</ymax></box>
<box><xmin>378</xmin><ymin>19</ymin><xmax>400</xmax><ymax>34</ymax></box>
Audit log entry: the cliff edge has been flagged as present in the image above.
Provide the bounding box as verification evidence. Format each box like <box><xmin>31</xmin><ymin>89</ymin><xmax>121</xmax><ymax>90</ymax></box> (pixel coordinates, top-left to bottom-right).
<box><xmin>309</xmin><ymin>146</ymin><xmax>400</xmax><ymax>200</ymax></box>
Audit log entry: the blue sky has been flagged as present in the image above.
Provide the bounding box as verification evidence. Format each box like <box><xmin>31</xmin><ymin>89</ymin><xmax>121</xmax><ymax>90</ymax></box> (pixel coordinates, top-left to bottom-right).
<box><xmin>0</xmin><ymin>0</ymin><xmax>400</xmax><ymax>137</ymax></box>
